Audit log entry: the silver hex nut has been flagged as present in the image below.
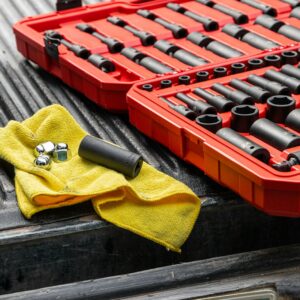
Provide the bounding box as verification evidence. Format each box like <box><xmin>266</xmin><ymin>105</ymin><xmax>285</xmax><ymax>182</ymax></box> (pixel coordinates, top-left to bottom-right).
<box><xmin>53</xmin><ymin>148</ymin><xmax>71</xmax><ymax>162</ymax></box>
<box><xmin>34</xmin><ymin>154</ymin><xmax>52</xmax><ymax>170</ymax></box>
<box><xmin>56</xmin><ymin>143</ymin><xmax>68</xmax><ymax>151</ymax></box>
<box><xmin>34</xmin><ymin>141</ymin><xmax>56</xmax><ymax>157</ymax></box>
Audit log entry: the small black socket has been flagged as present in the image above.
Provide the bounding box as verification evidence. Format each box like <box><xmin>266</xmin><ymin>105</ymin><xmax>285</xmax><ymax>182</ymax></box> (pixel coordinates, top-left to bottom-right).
<box><xmin>214</xmin><ymin>67</ymin><xmax>227</xmax><ymax>78</ymax></box>
<box><xmin>142</xmin><ymin>84</ymin><xmax>153</xmax><ymax>91</ymax></box>
<box><xmin>282</xmin><ymin>51</ymin><xmax>299</xmax><ymax>65</ymax></box>
<box><xmin>178</xmin><ymin>75</ymin><xmax>191</xmax><ymax>85</ymax></box>
<box><xmin>160</xmin><ymin>80</ymin><xmax>172</xmax><ymax>88</ymax></box>
<box><xmin>196</xmin><ymin>71</ymin><xmax>210</xmax><ymax>82</ymax></box>
<box><xmin>264</xmin><ymin>54</ymin><xmax>282</xmax><ymax>67</ymax></box>
<box><xmin>248</xmin><ymin>58</ymin><xmax>265</xmax><ymax>70</ymax></box>
<box><xmin>231</xmin><ymin>63</ymin><xmax>246</xmax><ymax>74</ymax></box>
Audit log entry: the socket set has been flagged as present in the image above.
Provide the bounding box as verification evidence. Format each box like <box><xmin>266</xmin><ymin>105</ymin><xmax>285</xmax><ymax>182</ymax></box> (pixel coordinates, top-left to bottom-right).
<box><xmin>13</xmin><ymin>0</ymin><xmax>300</xmax><ymax>216</ymax></box>
<box><xmin>128</xmin><ymin>46</ymin><xmax>300</xmax><ymax>217</ymax></box>
<box><xmin>14</xmin><ymin>0</ymin><xmax>294</xmax><ymax>111</ymax></box>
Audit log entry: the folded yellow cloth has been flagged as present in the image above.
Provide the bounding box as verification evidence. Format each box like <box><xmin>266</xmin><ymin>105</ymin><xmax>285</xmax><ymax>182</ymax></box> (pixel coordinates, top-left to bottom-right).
<box><xmin>0</xmin><ymin>105</ymin><xmax>200</xmax><ymax>252</ymax></box>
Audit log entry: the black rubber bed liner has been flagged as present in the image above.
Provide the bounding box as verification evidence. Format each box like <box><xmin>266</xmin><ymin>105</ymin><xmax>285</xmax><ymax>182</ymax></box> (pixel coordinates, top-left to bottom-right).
<box><xmin>1</xmin><ymin>0</ymin><xmax>300</xmax><ymax>297</ymax></box>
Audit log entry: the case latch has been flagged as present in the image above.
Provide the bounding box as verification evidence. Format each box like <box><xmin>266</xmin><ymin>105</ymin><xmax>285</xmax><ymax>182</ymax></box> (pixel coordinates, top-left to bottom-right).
<box><xmin>44</xmin><ymin>32</ymin><xmax>61</xmax><ymax>60</ymax></box>
<box><xmin>56</xmin><ymin>0</ymin><xmax>82</xmax><ymax>11</ymax></box>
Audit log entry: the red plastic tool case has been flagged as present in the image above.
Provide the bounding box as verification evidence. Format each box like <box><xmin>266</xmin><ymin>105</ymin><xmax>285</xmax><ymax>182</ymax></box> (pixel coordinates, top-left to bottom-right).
<box><xmin>14</xmin><ymin>0</ymin><xmax>300</xmax><ymax>217</ymax></box>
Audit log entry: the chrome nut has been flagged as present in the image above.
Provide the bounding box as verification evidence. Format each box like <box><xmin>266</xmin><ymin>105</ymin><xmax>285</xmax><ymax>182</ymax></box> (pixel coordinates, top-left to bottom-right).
<box><xmin>34</xmin><ymin>144</ymin><xmax>45</xmax><ymax>157</ymax></box>
<box><xmin>34</xmin><ymin>155</ymin><xmax>52</xmax><ymax>170</ymax></box>
<box><xmin>56</xmin><ymin>143</ymin><xmax>68</xmax><ymax>151</ymax></box>
<box><xmin>53</xmin><ymin>148</ymin><xmax>71</xmax><ymax>162</ymax></box>
<box><xmin>34</xmin><ymin>141</ymin><xmax>56</xmax><ymax>157</ymax></box>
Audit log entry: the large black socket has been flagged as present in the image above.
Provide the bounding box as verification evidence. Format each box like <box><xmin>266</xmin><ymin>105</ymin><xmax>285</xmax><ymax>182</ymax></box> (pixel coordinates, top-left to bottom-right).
<box><xmin>285</xmin><ymin>109</ymin><xmax>300</xmax><ymax>132</ymax></box>
<box><xmin>231</xmin><ymin>105</ymin><xmax>259</xmax><ymax>132</ymax></box>
<box><xmin>267</xmin><ymin>95</ymin><xmax>296</xmax><ymax>123</ymax></box>
<box><xmin>79</xmin><ymin>135</ymin><xmax>143</xmax><ymax>178</ymax></box>
<box><xmin>250</xmin><ymin>118</ymin><xmax>300</xmax><ymax>150</ymax></box>
<box><xmin>266</xmin><ymin>95</ymin><xmax>296</xmax><ymax>123</ymax></box>
<box><xmin>196</xmin><ymin>114</ymin><xmax>222</xmax><ymax>132</ymax></box>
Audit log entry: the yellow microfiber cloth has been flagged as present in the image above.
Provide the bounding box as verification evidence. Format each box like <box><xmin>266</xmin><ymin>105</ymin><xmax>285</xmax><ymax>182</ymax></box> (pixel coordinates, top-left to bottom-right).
<box><xmin>0</xmin><ymin>105</ymin><xmax>200</xmax><ymax>252</ymax></box>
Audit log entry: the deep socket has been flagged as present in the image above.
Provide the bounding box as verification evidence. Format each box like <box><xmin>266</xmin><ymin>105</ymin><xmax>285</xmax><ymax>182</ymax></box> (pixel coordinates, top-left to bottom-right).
<box><xmin>193</xmin><ymin>88</ymin><xmax>235</xmax><ymax>112</ymax></box>
<box><xmin>265</xmin><ymin>69</ymin><xmax>300</xmax><ymax>94</ymax></box>
<box><xmin>222</xmin><ymin>24</ymin><xmax>280</xmax><ymax>50</ymax></box>
<box><xmin>216</xmin><ymin>128</ymin><xmax>270</xmax><ymax>163</ymax></box>
<box><xmin>212</xmin><ymin>83</ymin><xmax>254</xmax><ymax>105</ymax></box>
<box><xmin>187</xmin><ymin>32</ymin><xmax>244</xmax><ymax>58</ymax></box>
<box><xmin>154</xmin><ymin>40</ymin><xmax>208</xmax><ymax>67</ymax></box>
<box><xmin>250</xmin><ymin>118</ymin><xmax>300</xmax><ymax>150</ymax></box>
<box><xmin>176</xmin><ymin>93</ymin><xmax>217</xmax><ymax>115</ymax></box>
<box><xmin>166</xmin><ymin>3</ymin><xmax>218</xmax><ymax>31</ymax></box>
<box><xmin>137</xmin><ymin>9</ymin><xmax>188</xmax><ymax>38</ymax></box>
<box><xmin>196</xmin><ymin>0</ymin><xmax>248</xmax><ymax>24</ymax></box>
<box><xmin>230</xmin><ymin>79</ymin><xmax>271</xmax><ymax>103</ymax></box>
<box><xmin>121</xmin><ymin>47</ymin><xmax>174</xmax><ymax>74</ymax></box>
<box><xmin>248</xmin><ymin>74</ymin><xmax>291</xmax><ymax>95</ymax></box>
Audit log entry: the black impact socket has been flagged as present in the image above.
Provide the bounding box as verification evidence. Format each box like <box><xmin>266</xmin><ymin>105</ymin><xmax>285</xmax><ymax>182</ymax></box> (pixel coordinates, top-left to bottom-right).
<box><xmin>187</xmin><ymin>32</ymin><xmax>244</xmax><ymax>58</ymax></box>
<box><xmin>281</xmin><ymin>64</ymin><xmax>300</xmax><ymax>79</ymax></box>
<box><xmin>231</xmin><ymin>105</ymin><xmax>259</xmax><ymax>132</ymax></box>
<box><xmin>281</xmin><ymin>51</ymin><xmax>299</xmax><ymax>65</ymax></box>
<box><xmin>255</xmin><ymin>15</ymin><xmax>300</xmax><ymax>42</ymax></box>
<box><xmin>196</xmin><ymin>114</ymin><xmax>223</xmax><ymax>133</ymax></box>
<box><xmin>142</xmin><ymin>84</ymin><xmax>153</xmax><ymax>91</ymax></box>
<box><xmin>247</xmin><ymin>74</ymin><xmax>291</xmax><ymax>95</ymax></box>
<box><xmin>216</xmin><ymin>128</ymin><xmax>270</xmax><ymax>163</ymax></box>
<box><xmin>121</xmin><ymin>47</ymin><xmax>174</xmax><ymax>74</ymax></box>
<box><xmin>214</xmin><ymin>67</ymin><xmax>227</xmax><ymax>78</ymax></box>
<box><xmin>239</xmin><ymin>0</ymin><xmax>277</xmax><ymax>16</ymax></box>
<box><xmin>159</xmin><ymin>97</ymin><xmax>197</xmax><ymax>120</ymax></box>
<box><xmin>76</xmin><ymin>23</ymin><xmax>124</xmax><ymax>53</ymax></box>
<box><xmin>222</xmin><ymin>24</ymin><xmax>280</xmax><ymax>50</ymax></box>
<box><xmin>137</xmin><ymin>9</ymin><xmax>188</xmax><ymax>38</ymax></box>
<box><xmin>78</xmin><ymin>135</ymin><xmax>143</xmax><ymax>178</ymax></box>
<box><xmin>166</xmin><ymin>3</ymin><xmax>219</xmax><ymax>31</ymax></box>
<box><xmin>193</xmin><ymin>88</ymin><xmax>235</xmax><ymax>112</ymax></box>
<box><xmin>45</xmin><ymin>30</ymin><xmax>91</xmax><ymax>58</ymax></box>
<box><xmin>230</xmin><ymin>79</ymin><xmax>271</xmax><ymax>103</ymax></box>
<box><xmin>250</xmin><ymin>118</ymin><xmax>300</xmax><ymax>150</ymax></box>
<box><xmin>265</xmin><ymin>69</ymin><xmax>300</xmax><ymax>94</ymax></box>
<box><xmin>212</xmin><ymin>83</ymin><xmax>254</xmax><ymax>105</ymax></box>
<box><xmin>284</xmin><ymin>0</ymin><xmax>300</xmax><ymax>8</ymax></box>
<box><xmin>290</xmin><ymin>7</ymin><xmax>300</xmax><ymax>19</ymax></box>
<box><xmin>176</xmin><ymin>93</ymin><xmax>217</xmax><ymax>115</ymax></box>
<box><xmin>154</xmin><ymin>40</ymin><xmax>208</xmax><ymax>67</ymax></box>
<box><xmin>266</xmin><ymin>95</ymin><xmax>296</xmax><ymax>123</ymax></box>
<box><xmin>231</xmin><ymin>63</ymin><xmax>246</xmax><ymax>74</ymax></box>
<box><xmin>285</xmin><ymin>109</ymin><xmax>300</xmax><ymax>131</ymax></box>
<box><xmin>248</xmin><ymin>58</ymin><xmax>265</xmax><ymax>70</ymax></box>
<box><xmin>264</xmin><ymin>55</ymin><xmax>282</xmax><ymax>68</ymax></box>
<box><xmin>107</xmin><ymin>16</ymin><xmax>156</xmax><ymax>46</ymax></box>
<box><xmin>160</xmin><ymin>80</ymin><xmax>172</xmax><ymax>88</ymax></box>
<box><xmin>196</xmin><ymin>71</ymin><xmax>210</xmax><ymax>82</ymax></box>
<box><xmin>196</xmin><ymin>0</ymin><xmax>249</xmax><ymax>24</ymax></box>
<box><xmin>178</xmin><ymin>75</ymin><xmax>191</xmax><ymax>85</ymax></box>
<box><xmin>87</xmin><ymin>54</ymin><xmax>115</xmax><ymax>72</ymax></box>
